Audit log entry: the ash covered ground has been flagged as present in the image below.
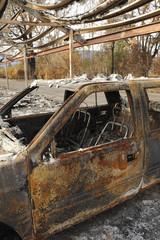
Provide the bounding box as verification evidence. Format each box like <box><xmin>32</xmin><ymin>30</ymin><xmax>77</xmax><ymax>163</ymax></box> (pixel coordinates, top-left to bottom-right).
<box><xmin>0</xmin><ymin>85</ymin><xmax>160</xmax><ymax>240</ymax></box>
<box><xmin>52</xmin><ymin>185</ymin><xmax>160</xmax><ymax>240</ymax></box>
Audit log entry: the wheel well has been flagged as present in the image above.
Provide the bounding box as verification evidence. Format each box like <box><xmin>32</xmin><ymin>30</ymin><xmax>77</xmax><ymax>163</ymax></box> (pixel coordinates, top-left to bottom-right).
<box><xmin>0</xmin><ymin>222</ymin><xmax>22</xmax><ymax>240</ymax></box>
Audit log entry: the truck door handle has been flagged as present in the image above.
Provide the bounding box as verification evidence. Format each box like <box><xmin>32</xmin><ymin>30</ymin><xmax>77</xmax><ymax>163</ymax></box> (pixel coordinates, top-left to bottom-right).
<box><xmin>127</xmin><ymin>153</ymin><xmax>135</xmax><ymax>162</ymax></box>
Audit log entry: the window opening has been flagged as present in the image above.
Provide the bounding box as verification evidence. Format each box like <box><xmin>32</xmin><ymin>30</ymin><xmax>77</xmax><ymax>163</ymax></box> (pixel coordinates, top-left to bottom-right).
<box><xmin>52</xmin><ymin>90</ymin><xmax>134</xmax><ymax>157</ymax></box>
<box><xmin>145</xmin><ymin>88</ymin><xmax>160</xmax><ymax>131</ymax></box>
<box><xmin>40</xmin><ymin>89</ymin><xmax>134</xmax><ymax>161</ymax></box>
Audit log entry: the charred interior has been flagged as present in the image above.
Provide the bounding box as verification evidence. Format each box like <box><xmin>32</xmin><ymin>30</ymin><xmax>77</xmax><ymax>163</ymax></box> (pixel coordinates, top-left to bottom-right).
<box><xmin>41</xmin><ymin>90</ymin><xmax>135</xmax><ymax>159</ymax></box>
<box><xmin>55</xmin><ymin>93</ymin><xmax>133</xmax><ymax>155</ymax></box>
<box><xmin>4</xmin><ymin>113</ymin><xmax>53</xmax><ymax>145</ymax></box>
<box><xmin>1</xmin><ymin>90</ymin><xmax>135</xmax><ymax>155</ymax></box>
<box><xmin>2</xmin><ymin>87</ymin><xmax>160</xmax><ymax>158</ymax></box>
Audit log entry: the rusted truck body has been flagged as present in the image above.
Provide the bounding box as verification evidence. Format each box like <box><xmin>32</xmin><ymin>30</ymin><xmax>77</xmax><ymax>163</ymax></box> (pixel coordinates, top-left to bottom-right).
<box><xmin>0</xmin><ymin>80</ymin><xmax>160</xmax><ymax>240</ymax></box>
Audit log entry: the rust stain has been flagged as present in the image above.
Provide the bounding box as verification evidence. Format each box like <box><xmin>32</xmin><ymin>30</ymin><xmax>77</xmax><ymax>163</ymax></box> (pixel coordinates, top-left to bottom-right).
<box><xmin>1</xmin><ymin>80</ymin><xmax>160</xmax><ymax>239</ymax></box>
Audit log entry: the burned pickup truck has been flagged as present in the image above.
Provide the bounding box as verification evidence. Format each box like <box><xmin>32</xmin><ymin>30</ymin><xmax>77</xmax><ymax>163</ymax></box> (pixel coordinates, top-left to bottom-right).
<box><xmin>0</xmin><ymin>80</ymin><xmax>160</xmax><ymax>240</ymax></box>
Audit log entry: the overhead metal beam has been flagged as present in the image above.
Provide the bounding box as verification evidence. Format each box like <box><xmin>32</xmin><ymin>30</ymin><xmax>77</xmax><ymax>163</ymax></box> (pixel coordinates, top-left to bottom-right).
<box><xmin>9</xmin><ymin>0</ymin><xmax>86</xmax><ymax>45</ymax></box>
<box><xmin>0</xmin><ymin>19</ymin><xmax>53</xmax><ymax>26</ymax></box>
<box><xmin>1</xmin><ymin>21</ymin><xmax>160</xmax><ymax>63</ymax></box>
<box><xmin>75</xmin><ymin>9</ymin><xmax>160</xmax><ymax>34</ymax></box>
<box><xmin>5</xmin><ymin>0</ymin><xmax>154</xmax><ymax>26</ymax></box>
<box><xmin>37</xmin><ymin>0</ymin><xmax>153</xmax><ymax>24</ymax></box>
<box><xmin>14</xmin><ymin>0</ymin><xmax>75</xmax><ymax>11</ymax></box>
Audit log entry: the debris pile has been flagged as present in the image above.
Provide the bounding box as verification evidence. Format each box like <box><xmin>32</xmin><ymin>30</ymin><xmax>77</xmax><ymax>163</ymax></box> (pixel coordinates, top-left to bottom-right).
<box><xmin>31</xmin><ymin>73</ymin><xmax>127</xmax><ymax>89</ymax></box>
<box><xmin>0</xmin><ymin>87</ymin><xmax>61</xmax><ymax>116</ymax></box>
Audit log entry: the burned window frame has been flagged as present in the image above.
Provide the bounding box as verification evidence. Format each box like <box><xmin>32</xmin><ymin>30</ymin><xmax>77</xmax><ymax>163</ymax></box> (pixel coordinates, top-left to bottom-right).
<box><xmin>50</xmin><ymin>87</ymin><xmax>135</xmax><ymax>158</ymax></box>
<box><xmin>26</xmin><ymin>83</ymin><xmax>138</xmax><ymax>163</ymax></box>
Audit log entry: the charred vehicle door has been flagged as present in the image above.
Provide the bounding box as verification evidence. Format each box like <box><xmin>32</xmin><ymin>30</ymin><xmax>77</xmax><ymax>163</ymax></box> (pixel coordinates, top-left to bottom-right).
<box><xmin>28</xmin><ymin>82</ymin><xmax>144</xmax><ymax>239</ymax></box>
<box><xmin>140</xmin><ymin>81</ymin><xmax>160</xmax><ymax>188</ymax></box>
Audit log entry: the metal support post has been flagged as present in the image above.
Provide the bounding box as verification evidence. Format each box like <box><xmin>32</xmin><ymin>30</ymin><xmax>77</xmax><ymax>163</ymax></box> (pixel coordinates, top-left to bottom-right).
<box><xmin>24</xmin><ymin>45</ymin><xmax>28</xmax><ymax>87</ymax></box>
<box><xmin>69</xmin><ymin>29</ymin><xmax>74</xmax><ymax>79</ymax></box>
<box><xmin>111</xmin><ymin>41</ymin><xmax>115</xmax><ymax>74</ymax></box>
<box><xmin>4</xmin><ymin>55</ymin><xmax>9</xmax><ymax>89</ymax></box>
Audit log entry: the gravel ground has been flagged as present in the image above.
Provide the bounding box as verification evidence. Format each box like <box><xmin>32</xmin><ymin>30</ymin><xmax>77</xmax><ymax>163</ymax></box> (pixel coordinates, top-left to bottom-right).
<box><xmin>0</xmin><ymin>85</ymin><xmax>160</xmax><ymax>240</ymax></box>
